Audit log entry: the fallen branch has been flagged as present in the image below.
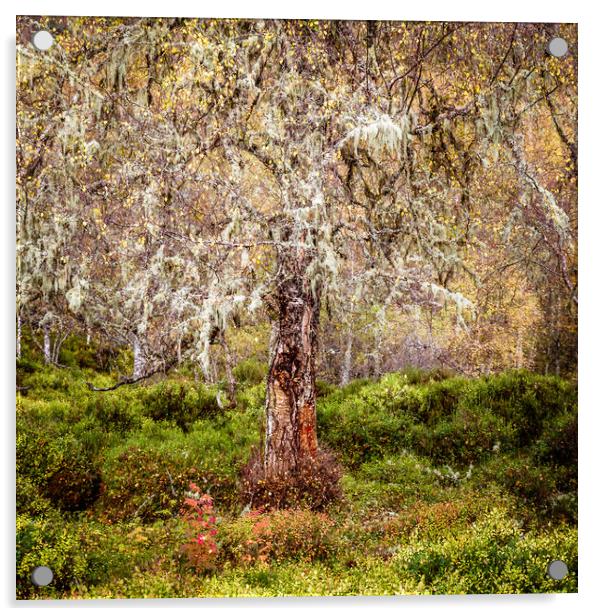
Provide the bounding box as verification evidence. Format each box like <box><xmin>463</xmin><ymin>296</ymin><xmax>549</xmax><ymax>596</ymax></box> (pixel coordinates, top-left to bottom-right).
<box><xmin>86</xmin><ymin>359</ymin><xmax>177</xmax><ymax>391</ymax></box>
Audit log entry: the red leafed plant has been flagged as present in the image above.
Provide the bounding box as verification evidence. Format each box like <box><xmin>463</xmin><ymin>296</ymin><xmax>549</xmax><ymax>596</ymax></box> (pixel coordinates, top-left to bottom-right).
<box><xmin>178</xmin><ymin>483</ymin><xmax>219</xmax><ymax>572</ymax></box>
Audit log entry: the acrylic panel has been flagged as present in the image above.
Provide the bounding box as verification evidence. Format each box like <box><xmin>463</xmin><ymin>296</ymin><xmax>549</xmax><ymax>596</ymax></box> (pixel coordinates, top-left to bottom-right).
<box><xmin>16</xmin><ymin>16</ymin><xmax>577</xmax><ymax>599</ymax></box>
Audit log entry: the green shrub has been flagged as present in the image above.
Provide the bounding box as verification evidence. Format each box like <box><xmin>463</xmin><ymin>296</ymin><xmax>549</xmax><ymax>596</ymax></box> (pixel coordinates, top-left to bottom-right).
<box><xmin>318</xmin><ymin>383</ymin><xmax>416</xmax><ymax>467</ymax></box>
<box><xmin>17</xmin><ymin>420</ymin><xmax>102</xmax><ymax>512</ymax></box>
<box><xmin>86</xmin><ymin>392</ymin><xmax>144</xmax><ymax>434</ymax></box>
<box><xmin>16</xmin><ymin>511</ymin><xmax>185</xmax><ymax>598</ymax></box>
<box><xmin>100</xmin><ymin>415</ymin><xmax>259</xmax><ymax>520</ymax></box>
<box><xmin>319</xmin><ymin>371</ymin><xmax>576</xmax><ymax>468</ymax></box>
<box><xmin>17</xmin><ymin>355</ymin><xmax>38</xmax><ymax>375</ymax></box>
<box><xmin>415</xmin><ymin>377</ymin><xmax>466</xmax><ymax>424</ymax></box>
<box><xmin>460</xmin><ymin>371</ymin><xmax>576</xmax><ymax>446</ymax></box>
<box><xmin>233</xmin><ymin>359</ymin><xmax>267</xmax><ymax>386</ymax></box>
<box><xmin>382</xmin><ymin>488</ymin><xmax>509</xmax><ymax>545</ymax></box>
<box><xmin>16</xmin><ymin>512</ymin><xmax>88</xmax><ymax>598</ymax></box>
<box><xmin>412</xmin><ymin>408</ymin><xmax>517</xmax><ymax>464</ymax></box>
<box><xmin>142</xmin><ymin>382</ymin><xmax>221</xmax><ymax>432</ymax></box>
<box><xmin>236</xmin><ymin>383</ymin><xmax>265</xmax><ymax>412</ymax></box>
<box><xmin>16</xmin><ymin>476</ymin><xmax>55</xmax><ymax>518</ymax></box>
<box><xmin>400</xmin><ymin>366</ymin><xmax>457</xmax><ymax>385</ymax></box>
<box><xmin>344</xmin><ymin>453</ymin><xmax>443</xmax><ymax>511</ymax></box>
<box><xmin>473</xmin><ymin>453</ymin><xmax>562</xmax><ymax>520</ymax></box>
<box><xmin>316</xmin><ymin>380</ymin><xmax>336</xmax><ymax>398</ymax></box>
<box><xmin>56</xmin><ymin>334</ymin><xmax>100</xmax><ymax>369</ymax></box>
<box><xmin>534</xmin><ymin>410</ymin><xmax>578</xmax><ymax>468</ymax></box>
<box><xmin>391</xmin><ymin>507</ymin><xmax>577</xmax><ymax>593</ymax></box>
<box><xmin>18</xmin><ymin>366</ymin><xmax>82</xmax><ymax>399</ymax></box>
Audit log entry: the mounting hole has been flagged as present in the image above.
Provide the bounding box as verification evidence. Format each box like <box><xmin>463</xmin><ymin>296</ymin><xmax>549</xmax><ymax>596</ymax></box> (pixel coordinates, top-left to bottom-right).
<box><xmin>547</xmin><ymin>37</ymin><xmax>568</xmax><ymax>58</ymax></box>
<box><xmin>32</xmin><ymin>30</ymin><xmax>54</xmax><ymax>51</ymax></box>
<box><xmin>31</xmin><ymin>566</ymin><xmax>54</xmax><ymax>587</ymax></box>
<box><xmin>547</xmin><ymin>559</ymin><xmax>569</xmax><ymax>580</ymax></box>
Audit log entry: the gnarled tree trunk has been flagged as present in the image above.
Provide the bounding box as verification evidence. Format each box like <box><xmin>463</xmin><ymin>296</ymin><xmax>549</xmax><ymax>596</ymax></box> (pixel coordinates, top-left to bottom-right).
<box><xmin>264</xmin><ymin>253</ymin><xmax>320</xmax><ymax>478</ymax></box>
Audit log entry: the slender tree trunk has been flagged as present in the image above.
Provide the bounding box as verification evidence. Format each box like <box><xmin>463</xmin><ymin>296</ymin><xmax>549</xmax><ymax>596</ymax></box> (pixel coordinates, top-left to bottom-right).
<box><xmin>43</xmin><ymin>326</ymin><xmax>51</xmax><ymax>365</ymax></box>
<box><xmin>340</xmin><ymin>258</ymin><xmax>356</xmax><ymax>387</ymax></box>
<box><xmin>220</xmin><ymin>332</ymin><xmax>237</xmax><ymax>408</ymax></box>
<box><xmin>372</xmin><ymin>328</ymin><xmax>383</xmax><ymax>378</ymax></box>
<box><xmin>515</xmin><ymin>329</ymin><xmax>523</xmax><ymax>369</ymax></box>
<box><xmin>340</xmin><ymin>325</ymin><xmax>353</xmax><ymax>386</ymax></box>
<box><xmin>16</xmin><ymin>314</ymin><xmax>22</xmax><ymax>360</ymax></box>
<box><xmin>264</xmin><ymin>255</ymin><xmax>320</xmax><ymax>478</ymax></box>
<box><xmin>133</xmin><ymin>337</ymin><xmax>146</xmax><ymax>379</ymax></box>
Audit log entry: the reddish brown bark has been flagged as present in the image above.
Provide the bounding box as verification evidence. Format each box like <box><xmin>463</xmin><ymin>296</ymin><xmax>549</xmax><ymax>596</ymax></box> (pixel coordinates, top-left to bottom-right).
<box><xmin>264</xmin><ymin>252</ymin><xmax>320</xmax><ymax>478</ymax></box>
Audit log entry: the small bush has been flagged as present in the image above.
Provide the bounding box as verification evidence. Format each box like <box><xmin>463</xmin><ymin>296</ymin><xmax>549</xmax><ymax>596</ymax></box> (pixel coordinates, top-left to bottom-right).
<box><xmin>16</xmin><ymin>476</ymin><xmax>55</xmax><ymax>518</ymax></box>
<box><xmin>44</xmin><ymin>455</ymin><xmax>102</xmax><ymax>512</ymax></box>
<box><xmin>220</xmin><ymin>508</ymin><xmax>336</xmax><ymax>566</ymax></box>
<box><xmin>142</xmin><ymin>382</ymin><xmax>221</xmax><ymax>432</ymax></box>
<box><xmin>17</xmin><ymin>424</ymin><xmax>102</xmax><ymax>512</ymax></box>
<box><xmin>233</xmin><ymin>359</ymin><xmax>267</xmax><ymax>386</ymax></box>
<box><xmin>534</xmin><ymin>410</ymin><xmax>577</xmax><ymax>468</ymax></box>
<box><xmin>391</xmin><ymin>508</ymin><xmax>577</xmax><ymax>593</ymax></box>
<box><xmin>86</xmin><ymin>393</ymin><xmax>143</xmax><ymax>434</ymax></box>
<box><xmin>415</xmin><ymin>377</ymin><xmax>466</xmax><ymax>424</ymax></box>
<box><xmin>382</xmin><ymin>489</ymin><xmax>508</xmax><ymax>545</ymax></box>
<box><xmin>345</xmin><ymin>453</ymin><xmax>443</xmax><ymax>511</ymax></box>
<box><xmin>316</xmin><ymin>380</ymin><xmax>336</xmax><ymax>398</ymax></box>
<box><xmin>241</xmin><ymin>448</ymin><xmax>342</xmax><ymax>511</ymax></box>
<box><xmin>16</xmin><ymin>512</ymin><xmax>87</xmax><ymax>598</ymax></box>
<box><xmin>461</xmin><ymin>371</ymin><xmax>576</xmax><ymax>446</ymax></box>
<box><xmin>400</xmin><ymin>366</ymin><xmax>456</xmax><ymax>385</ymax></box>
<box><xmin>236</xmin><ymin>383</ymin><xmax>266</xmax><ymax>412</ymax></box>
<box><xmin>100</xmin><ymin>417</ymin><xmax>258</xmax><ymax>520</ymax></box>
<box><xmin>412</xmin><ymin>408</ymin><xmax>517</xmax><ymax>464</ymax></box>
<box><xmin>474</xmin><ymin>453</ymin><xmax>561</xmax><ymax>520</ymax></box>
<box><xmin>177</xmin><ymin>485</ymin><xmax>219</xmax><ymax>573</ymax></box>
<box><xmin>318</xmin><ymin>389</ymin><xmax>416</xmax><ymax>468</ymax></box>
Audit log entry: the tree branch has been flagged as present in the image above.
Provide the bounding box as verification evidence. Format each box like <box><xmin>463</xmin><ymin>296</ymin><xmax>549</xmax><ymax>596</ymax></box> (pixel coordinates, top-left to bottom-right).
<box><xmin>86</xmin><ymin>358</ymin><xmax>177</xmax><ymax>391</ymax></box>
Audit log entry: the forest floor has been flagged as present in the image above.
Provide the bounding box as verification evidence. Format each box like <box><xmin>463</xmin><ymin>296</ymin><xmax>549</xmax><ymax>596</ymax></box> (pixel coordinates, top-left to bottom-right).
<box><xmin>16</xmin><ymin>345</ymin><xmax>577</xmax><ymax>598</ymax></box>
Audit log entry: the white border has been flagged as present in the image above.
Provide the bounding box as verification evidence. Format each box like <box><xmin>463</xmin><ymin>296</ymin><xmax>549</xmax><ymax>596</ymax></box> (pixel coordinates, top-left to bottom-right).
<box><xmin>2</xmin><ymin>1</ymin><xmax>601</xmax><ymax>614</ymax></box>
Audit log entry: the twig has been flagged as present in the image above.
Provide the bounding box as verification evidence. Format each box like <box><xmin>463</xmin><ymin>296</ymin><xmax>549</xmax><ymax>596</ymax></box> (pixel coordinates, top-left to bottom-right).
<box><xmin>133</xmin><ymin>494</ymin><xmax>154</xmax><ymax>519</ymax></box>
<box><xmin>166</xmin><ymin>470</ymin><xmax>177</xmax><ymax>498</ymax></box>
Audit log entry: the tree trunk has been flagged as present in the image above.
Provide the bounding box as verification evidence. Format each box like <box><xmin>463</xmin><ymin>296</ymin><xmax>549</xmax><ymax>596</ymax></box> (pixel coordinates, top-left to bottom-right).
<box><xmin>220</xmin><ymin>332</ymin><xmax>237</xmax><ymax>408</ymax></box>
<box><xmin>264</xmin><ymin>256</ymin><xmax>320</xmax><ymax>478</ymax></box>
<box><xmin>43</xmin><ymin>326</ymin><xmax>51</xmax><ymax>365</ymax></box>
<box><xmin>16</xmin><ymin>314</ymin><xmax>22</xmax><ymax>360</ymax></box>
<box><xmin>133</xmin><ymin>337</ymin><xmax>146</xmax><ymax>379</ymax></box>
<box><xmin>340</xmin><ymin>325</ymin><xmax>353</xmax><ymax>386</ymax></box>
<box><xmin>515</xmin><ymin>329</ymin><xmax>523</xmax><ymax>369</ymax></box>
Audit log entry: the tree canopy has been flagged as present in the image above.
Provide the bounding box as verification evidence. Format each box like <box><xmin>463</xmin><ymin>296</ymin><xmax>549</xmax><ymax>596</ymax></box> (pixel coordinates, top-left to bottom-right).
<box><xmin>17</xmin><ymin>17</ymin><xmax>577</xmax><ymax>381</ymax></box>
